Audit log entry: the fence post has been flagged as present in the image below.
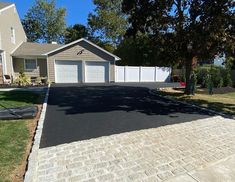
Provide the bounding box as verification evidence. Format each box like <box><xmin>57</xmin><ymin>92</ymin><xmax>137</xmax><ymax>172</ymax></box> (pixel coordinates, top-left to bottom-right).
<box><xmin>155</xmin><ymin>67</ymin><xmax>158</xmax><ymax>82</ymax></box>
<box><xmin>124</xmin><ymin>66</ymin><xmax>127</xmax><ymax>82</ymax></box>
<box><xmin>139</xmin><ymin>66</ymin><xmax>142</xmax><ymax>82</ymax></box>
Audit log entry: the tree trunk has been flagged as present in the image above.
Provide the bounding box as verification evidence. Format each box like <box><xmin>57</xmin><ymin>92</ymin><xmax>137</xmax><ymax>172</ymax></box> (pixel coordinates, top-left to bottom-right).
<box><xmin>184</xmin><ymin>57</ymin><xmax>193</xmax><ymax>95</ymax></box>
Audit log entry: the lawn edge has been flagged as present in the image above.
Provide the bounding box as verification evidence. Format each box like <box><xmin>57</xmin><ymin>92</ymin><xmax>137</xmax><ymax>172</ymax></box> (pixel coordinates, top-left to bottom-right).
<box><xmin>149</xmin><ymin>89</ymin><xmax>235</xmax><ymax>120</ymax></box>
<box><xmin>23</xmin><ymin>85</ymin><xmax>50</xmax><ymax>182</ymax></box>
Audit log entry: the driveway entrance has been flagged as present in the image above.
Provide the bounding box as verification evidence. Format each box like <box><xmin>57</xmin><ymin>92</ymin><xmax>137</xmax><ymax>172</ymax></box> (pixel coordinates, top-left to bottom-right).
<box><xmin>40</xmin><ymin>83</ymin><xmax>213</xmax><ymax>148</ymax></box>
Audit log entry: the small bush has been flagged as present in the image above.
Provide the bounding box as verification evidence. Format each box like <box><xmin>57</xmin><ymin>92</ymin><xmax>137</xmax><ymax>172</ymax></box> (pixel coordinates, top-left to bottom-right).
<box><xmin>35</xmin><ymin>77</ymin><xmax>42</xmax><ymax>85</ymax></box>
<box><xmin>14</xmin><ymin>71</ymin><xmax>31</xmax><ymax>86</ymax></box>
<box><xmin>196</xmin><ymin>65</ymin><xmax>232</xmax><ymax>88</ymax></box>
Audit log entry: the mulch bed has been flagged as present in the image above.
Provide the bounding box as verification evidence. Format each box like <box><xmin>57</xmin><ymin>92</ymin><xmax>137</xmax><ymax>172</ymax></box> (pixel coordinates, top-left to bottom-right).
<box><xmin>0</xmin><ymin>85</ymin><xmax>48</xmax><ymax>88</ymax></box>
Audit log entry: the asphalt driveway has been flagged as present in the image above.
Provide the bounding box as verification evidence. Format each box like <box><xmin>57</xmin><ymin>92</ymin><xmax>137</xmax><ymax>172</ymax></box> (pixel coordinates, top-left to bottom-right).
<box><xmin>40</xmin><ymin>83</ymin><xmax>214</xmax><ymax>148</ymax></box>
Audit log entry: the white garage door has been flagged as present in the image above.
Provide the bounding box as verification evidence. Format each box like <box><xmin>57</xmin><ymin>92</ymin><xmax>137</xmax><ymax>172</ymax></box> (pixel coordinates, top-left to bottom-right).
<box><xmin>55</xmin><ymin>60</ymin><xmax>82</xmax><ymax>83</ymax></box>
<box><xmin>85</xmin><ymin>62</ymin><xmax>109</xmax><ymax>83</ymax></box>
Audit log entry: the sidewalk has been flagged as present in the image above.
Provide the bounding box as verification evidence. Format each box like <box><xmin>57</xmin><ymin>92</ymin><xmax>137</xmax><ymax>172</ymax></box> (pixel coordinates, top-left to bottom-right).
<box><xmin>167</xmin><ymin>155</ymin><xmax>235</xmax><ymax>182</ymax></box>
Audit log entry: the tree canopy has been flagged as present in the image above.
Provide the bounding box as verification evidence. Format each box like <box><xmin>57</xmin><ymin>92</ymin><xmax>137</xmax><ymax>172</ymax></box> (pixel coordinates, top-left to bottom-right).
<box><xmin>88</xmin><ymin>0</ymin><xmax>128</xmax><ymax>45</ymax></box>
<box><xmin>65</xmin><ymin>24</ymin><xmax>89</xmax><ymax>44</ymax></box>
<box><xmin>22</xmin><ymin>0</ymin><xmax>66</xmax><ymax>43</ymax></box>
<box><xmin>122</xmin><ymin>0</ymin><xmax>235</xmax><ymax>93</ymax></box>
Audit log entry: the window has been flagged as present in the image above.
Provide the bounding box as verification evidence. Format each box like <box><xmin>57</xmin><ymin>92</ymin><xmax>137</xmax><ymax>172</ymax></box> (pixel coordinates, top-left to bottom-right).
<box><xmin>10</xmin><ymin>27</ymin><xmax>15</xmax><ymax>44</ymax></box>
<box><xmin>25</xmin><ymin>59</ymin><xmax>37</xmax><ymax>70</ymax></box>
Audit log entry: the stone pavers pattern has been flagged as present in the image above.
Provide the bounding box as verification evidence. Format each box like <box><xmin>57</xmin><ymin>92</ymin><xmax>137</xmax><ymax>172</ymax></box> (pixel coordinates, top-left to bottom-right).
<box><xmin>36</xmin><ymin>116</ymin><xmax>235</xmax><ymax>182</ymax></box>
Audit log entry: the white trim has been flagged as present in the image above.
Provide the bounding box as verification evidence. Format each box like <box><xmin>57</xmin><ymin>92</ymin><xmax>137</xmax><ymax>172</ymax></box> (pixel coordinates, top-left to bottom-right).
<box><xmin>10</xmin><ymin>41</ymin><xmax>24</xmax><ymax>54</ymax></box>
<box><xmin>0</xmin><ymin>4</ymin><xmax>15</xmax><ymax>13</ymax></box>
<box><xmin>3</xmin><ymin>51</ymin><xmax>7</xmax><ymax>75</ymax></box>
<box><xmin>10</xmin><ymin>56</ymin><xmax>14</xmax><ymax>78</ymax></box>
<box><xmin>43</xmin><ymin>38</ymin><xmax>121</xmax><ymax>61</ymax></box>
<box><xmin>24</xmin><ymin>58</ymin><xmax>37</xmax><ymax>71</ymax></box>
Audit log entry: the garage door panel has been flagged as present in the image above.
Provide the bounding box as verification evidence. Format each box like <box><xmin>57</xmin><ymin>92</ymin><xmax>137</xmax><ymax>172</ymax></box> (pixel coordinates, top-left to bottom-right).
<box><xmin>55</xmin><ymin>61</ymin><xmax>82</xmax><ymax>83</ymax></box>
<box><xmin>85</xmin><ymin>62</ymin><xmax>109</xmax><ymax>83</ymax></box>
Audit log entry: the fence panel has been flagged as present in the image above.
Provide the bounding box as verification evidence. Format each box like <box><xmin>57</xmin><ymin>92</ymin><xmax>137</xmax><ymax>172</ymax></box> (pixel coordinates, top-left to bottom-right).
<box><xmin>156</xmin><ymin>67</ymin><xmax>171</xmax><ymax>82</ymax></box>
<box><xmin>116</xmin><ymin>66</ymin><xmax>125</xmax><ymax>82</ymax></box>
<box><xmin>140</xmin><ymin>67</ymin><xmax>156</xmax><ymax>82</ymax></box>
<box><xmin>126</xmin><ymin>66</ymin><xmax>140</xmax><ymax>82</ymax></box>
<box><xmin>115</xmin><ymin>66</ymin><xmax>171</xmax><ymax>82</ymax></box>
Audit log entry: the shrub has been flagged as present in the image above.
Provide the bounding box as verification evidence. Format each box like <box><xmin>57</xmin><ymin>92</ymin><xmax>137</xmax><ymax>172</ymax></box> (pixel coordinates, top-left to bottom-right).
<box><xmin>35</xmin><ymin>77</ymin><xmax>42</xmax><ymax>85</ymax></box>
<box><xmin>14</xmin><ymin>71</ymin><xmax>31</xmax><ymax>86</ymax></box>
<box><xmin>196</xmin><ymin>67</ymin><xmax>209</xmax><ymax>87</ymax></box>
<box><xmin>196</xmin><ymin>65</ymin><xmax>232</xmax><ymax>88</ymax></box>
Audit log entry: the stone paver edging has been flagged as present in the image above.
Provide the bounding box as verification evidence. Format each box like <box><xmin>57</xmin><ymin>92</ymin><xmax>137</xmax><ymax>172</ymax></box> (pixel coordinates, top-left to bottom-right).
<box><xmin>36</xmin><ymin>116</ymin><xmax>235</xmax><ymax>182</ymax></box>
<box><xmin>24</xmin><ymin>85</ymin><xmax>50</xmax><ymax>182</ymax></box>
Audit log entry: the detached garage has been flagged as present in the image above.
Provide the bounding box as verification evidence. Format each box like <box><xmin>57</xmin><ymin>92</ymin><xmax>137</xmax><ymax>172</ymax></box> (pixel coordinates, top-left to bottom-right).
<box><xmin>44</xmin><ymin>38</ymin><xmax>120</xmax><ymax>83</ymax></box>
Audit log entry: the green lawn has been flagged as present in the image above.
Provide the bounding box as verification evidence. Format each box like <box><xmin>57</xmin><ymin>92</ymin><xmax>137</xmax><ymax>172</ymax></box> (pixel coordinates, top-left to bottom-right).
<box><xmin>156</xmin><ymin>89</ymin><xmax>235</xmax><ymax>116</ymax></box>
<box><xmin>0</xmin><ymin>90</ymin><xmax>44</xmax><ymax>182</ymax></box>
<box><xmin>0</xmin><ymin>91</ymin><xmax>43</xmax><ymax>109</ymax></box>
<box><xmin>0</xmin><ymin>120</ymin><xmax>29</xmax><ymax>182</ymax></box>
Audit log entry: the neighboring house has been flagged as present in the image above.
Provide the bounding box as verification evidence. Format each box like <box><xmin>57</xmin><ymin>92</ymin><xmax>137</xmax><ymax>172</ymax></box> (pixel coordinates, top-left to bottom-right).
<box><xmin>0</xmin><ymin>2</ymin><xmax>120</xmax><ymax>84</ymax></box>
<box><xmin>0</xmin><ymin>2</ymin><xmax>27</xmax><ymax>83</ymax></box>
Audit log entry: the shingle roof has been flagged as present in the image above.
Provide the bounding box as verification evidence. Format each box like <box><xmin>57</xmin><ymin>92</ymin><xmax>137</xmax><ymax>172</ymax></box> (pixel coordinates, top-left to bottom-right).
<box><xmin>0</xmin><ymin>2</ymin><xmax>14</xmax><ymax>10</ymax></box>
<box><xmin>12</xmin><ymin>42</ymin><xmax>64</xmax><ymax>56</ymax></box>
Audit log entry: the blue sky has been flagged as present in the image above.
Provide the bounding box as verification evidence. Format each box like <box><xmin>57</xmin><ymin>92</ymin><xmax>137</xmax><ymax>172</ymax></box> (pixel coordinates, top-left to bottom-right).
<box><xmin>1</xmin><ymin>0</ymin><xmax>96</xmax><ymax>26</ymax></box>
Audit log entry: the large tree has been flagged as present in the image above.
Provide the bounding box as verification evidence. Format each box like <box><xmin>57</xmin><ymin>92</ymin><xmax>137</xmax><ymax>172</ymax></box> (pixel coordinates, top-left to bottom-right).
<box><xmin>122</xmin><ymin>0</ymin><xmax>235</xmax><ymax>94</ymax></box>
<box><xmin>65</xmin><ymin>24</ymin><xmax>89</xmax><ymax>44</ymax></box>
<box><xmin>88</xmin><ymin>0</ymin><xmax>128</xmax><ymax>45</ymax></box>
<box><xmin>22</xmin><ymin>0</ymin><xmax>66</xmax><ymax>43</ymax></box>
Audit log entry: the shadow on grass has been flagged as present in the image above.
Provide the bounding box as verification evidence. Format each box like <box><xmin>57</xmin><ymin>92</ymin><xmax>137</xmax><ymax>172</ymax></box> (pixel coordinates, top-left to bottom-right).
<box><xmin>156</xmin><ymin>91</ymin><xmax>235</xmax><ymax>116</ymax></box>
<box><xmin>185</xmin><ymin>99</ymin><xmax>235</xmax><ymax>116</ymax></box>
<box><xmin>0</xmin><ymin>91</ymin><xmax>44</xmax><ymax>109</ymax></box>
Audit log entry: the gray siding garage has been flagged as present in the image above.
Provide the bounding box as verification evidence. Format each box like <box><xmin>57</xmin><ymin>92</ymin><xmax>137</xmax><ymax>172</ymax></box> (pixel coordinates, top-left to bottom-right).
<box><xmin>46</xmin><ymin>39</ymin><xmax>119</xmax><ymax>83</ymax></box>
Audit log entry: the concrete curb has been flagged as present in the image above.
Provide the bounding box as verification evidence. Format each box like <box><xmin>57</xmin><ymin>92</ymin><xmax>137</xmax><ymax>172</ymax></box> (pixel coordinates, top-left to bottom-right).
<box><xmin>24</xmin><ymin>85</ymin><xmax>50</xmax><ymax>182</ymax></box>
<box><xmin>149</xmin><ymin>89</ymin><xmax>234</xmax><ymax>120</ymax></box>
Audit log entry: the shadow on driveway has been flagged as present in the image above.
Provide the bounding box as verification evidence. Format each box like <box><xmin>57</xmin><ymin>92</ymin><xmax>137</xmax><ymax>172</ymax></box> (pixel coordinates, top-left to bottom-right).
<box><xmin>40</xmin><ymin>84</ymin><xmax>215</xmax><ymax>148</ymax></box>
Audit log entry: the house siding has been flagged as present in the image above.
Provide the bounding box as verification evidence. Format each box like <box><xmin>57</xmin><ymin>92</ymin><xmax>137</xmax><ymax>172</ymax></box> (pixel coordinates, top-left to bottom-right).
<box><xmin>13</xmin><ymin>58</ymin><xmax>47</xmax><ymax>78</ymax></box>
<box><xmin>0</xmin><ymin>4</ymin><xmax>27</xmax><ymax>76</ymax></box>
<box><xmin>47</xmin><ymin>41</ymin><xmax>115</xmax><ymax>82</ymax></box>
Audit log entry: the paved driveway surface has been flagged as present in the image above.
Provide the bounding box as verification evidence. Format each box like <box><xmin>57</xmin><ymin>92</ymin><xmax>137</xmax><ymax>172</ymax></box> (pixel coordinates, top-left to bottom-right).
<box><xmin>40</xmin><ymin>83</ymin><xmax>214</xmax><ymax>148</ymax></box>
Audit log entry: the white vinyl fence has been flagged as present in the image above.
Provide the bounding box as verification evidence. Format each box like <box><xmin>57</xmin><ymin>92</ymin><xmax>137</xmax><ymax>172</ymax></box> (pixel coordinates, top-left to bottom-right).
<box><xmin>115</xmin><ymin>66</ymin><xmax>171</xmax><ymax>82</ymax></box>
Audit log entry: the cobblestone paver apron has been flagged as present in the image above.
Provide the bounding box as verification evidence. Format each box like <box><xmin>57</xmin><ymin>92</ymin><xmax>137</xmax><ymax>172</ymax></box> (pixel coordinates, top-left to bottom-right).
<box><xmin>36</xmin><ymin>116</ymin><xmax>235</xmax><ymax>182</ymax></box>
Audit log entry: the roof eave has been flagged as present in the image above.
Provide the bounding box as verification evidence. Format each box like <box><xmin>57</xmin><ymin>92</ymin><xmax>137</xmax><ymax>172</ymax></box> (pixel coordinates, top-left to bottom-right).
<box><xmin>0</xmin><ymin>3</ymin><xmax>15</xmax><ymax>13</ymax></box>
<box><xmin>43</xmin><ymin>38</ymin><xmax>121</xmax><ymax>60</ymax></box>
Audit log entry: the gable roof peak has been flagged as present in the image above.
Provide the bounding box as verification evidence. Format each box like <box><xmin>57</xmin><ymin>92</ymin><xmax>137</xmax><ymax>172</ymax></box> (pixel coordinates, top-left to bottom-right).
<box><xmin>43</xmin><ymin>38</ymin><xmax>121</xmax><ymax>61</ymax></box>
<box><xmin>0</xmin><ymin>2</ymin><xmax>14</xmax><ymax>11</ymax></box>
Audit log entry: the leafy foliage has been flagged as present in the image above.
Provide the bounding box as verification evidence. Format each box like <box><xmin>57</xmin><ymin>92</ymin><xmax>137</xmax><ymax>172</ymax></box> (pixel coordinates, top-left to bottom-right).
<box><xmin>65</xmin><ymin>24</ymin><xmax>89</xmax><ymax>44</ymax></box>
<box><xmin>196</xmin><ymin>65</ymin><xmax>232</xmax><ymax>88</ymax></box>
<box><xmin>22</xmin><ymin>0</ymin><xmax>66</xmax><ymax>43</ymax></box>
<box><xmin>88</xmin><ymin>0</ymin><xmax>128</xmax><ymax>45</ymax></box>
<box><xmin>14</xmin><ymin>70</ymin><xmax>31</xmax><ymax>86</ymax></box>
<box><xmin>122</xmin><ymin>0</ymin><xmax>235</xmax><ymax>94</ymax></box>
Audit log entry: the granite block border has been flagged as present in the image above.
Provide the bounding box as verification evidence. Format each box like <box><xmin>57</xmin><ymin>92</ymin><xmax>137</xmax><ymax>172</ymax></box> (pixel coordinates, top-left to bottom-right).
<box><xmin>24</xmin><ymin>85</ymin><xmax>50</xmax><ymax>182</ymax></box>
